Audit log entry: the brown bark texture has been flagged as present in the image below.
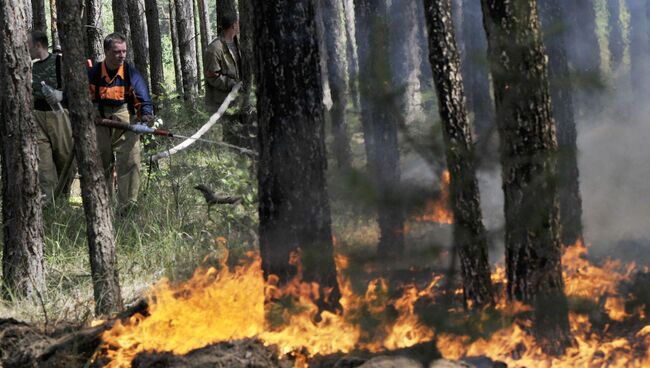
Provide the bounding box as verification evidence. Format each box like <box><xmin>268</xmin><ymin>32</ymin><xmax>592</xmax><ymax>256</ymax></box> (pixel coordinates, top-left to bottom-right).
<box><xmin>354</xmin><ymin>0</ymin><xmax>405</xmax><ymax>257</ymax></box>
<box><xmin>169</xmin><ymin>0</ymin><xmax>184</xmax><ymax>94</ymax></box>
<box><xmin>145</xmin><ymin>0</ymin><xmax>164</xmax><ymax>99</ymax></box>
<box><xmin>112</xmin><ymin>0</ymin><xmax>134</xmax><ymax>64</ymax></box>
<box><xmin>254</xmin><ymin>0</ymin><xmax>341</xmax><ymax>311</ymax></box>
<box><xmin>175</xmin><ymin>0</ymin><xmax>198</xmax><ymax>102</ymax></box>
<box><xmin>58</xmin><ymin>0</ymin><xmax>123</xmax><ymax>315</ymax></box>
<box><xmin>423</xmin><ymin>0</ymin><xmax>494</xmax><ymax>308</ymax></box>
<box><xmin>31</xmin><ymin>0</ymin><xmax>47</xmax><ymax>32</ymax></box>
<box><xmin>480</xmin><ymin>0</ymin><xmax>571</xmax><ymax>353</ymax></box>
<box><xmin>193</xmin><ymin>0</ymin><xmax>202</xmax><ymax>92</ymax></box>
<box><xmin>85</xmin><ymin>0</ymin><xmax>104</xmax><ymax>62</ymax></box>
<box><xmin>0</xmin><ymin>0</ymin><xmax>45</xmax><ymax>299</ymax></box>
<box><xmin>49</xmin><ymin>0</ymin><xmax>61</xmax><ymax>52</ymax></box>
<box><xmin>127</xmin><ymin>0</ymin><xmax>150</xmax><ymax>89</ymax></box>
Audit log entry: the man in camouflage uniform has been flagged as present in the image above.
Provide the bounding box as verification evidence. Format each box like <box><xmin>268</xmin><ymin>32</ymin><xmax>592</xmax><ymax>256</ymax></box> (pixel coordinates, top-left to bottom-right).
<box><xmin>29</xmin><ymin>30</ymin><xmax>74</xmax><ymax>204</ymax></box>
<box><xmin>204</xmin><ymin>13</ymin><xmax>249</xmax><ymax>147</ymax></box>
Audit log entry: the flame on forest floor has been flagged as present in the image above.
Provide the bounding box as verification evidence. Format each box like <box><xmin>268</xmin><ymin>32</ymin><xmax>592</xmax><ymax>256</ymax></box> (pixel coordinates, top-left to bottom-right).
<box><xmin>97</xmin><ymin>239</ymin><xmax>649</xmax><ymax>367</ymax></box>
<box><xmin>412</xmin><ymin>170</ymin><xmax>454</xmax><ymax>225</ymax></box>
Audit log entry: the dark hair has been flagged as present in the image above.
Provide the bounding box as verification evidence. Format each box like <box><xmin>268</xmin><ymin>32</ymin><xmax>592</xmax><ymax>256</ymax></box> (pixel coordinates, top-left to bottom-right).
<box><xmin>31</xmin><ymin>31</ymin><xmax>49</xmax><ymax>49</ymax></box>
<box><xmin>104</xmin><ymin>33</ymin><xmax>127</xmax><ymax>50</ymax></box>
<box><xmin>220</xmin><ymin>13</ymin><xmax>239</xmax><ymax>33</ymax></box>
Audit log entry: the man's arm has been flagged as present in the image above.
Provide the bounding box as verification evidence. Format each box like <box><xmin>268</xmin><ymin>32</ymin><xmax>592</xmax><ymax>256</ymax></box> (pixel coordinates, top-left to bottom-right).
<box><xmin>204</xmin><ymin>47</ymin><xmax>237</xmax><ymax>92</ymax></box>
<box><xmin>128</xmin><ymin>64</ymin><xmax>154</xmax><ymax>118</ymax></box>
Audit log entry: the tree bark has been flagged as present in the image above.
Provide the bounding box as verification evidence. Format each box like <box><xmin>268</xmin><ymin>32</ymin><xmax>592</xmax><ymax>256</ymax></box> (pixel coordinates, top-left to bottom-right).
<box><xmin>459</xmin><ymin>0</ymin><xmax>493</xmax><ymax>140</ymax></box>
<box><xmin>607</xmin><ymin>0</ymin><xmax>624</xmax><ymax>71</ymax></box>
<box><xmin>538</xmin><ymin>0</ymin><xmax>584</xmax><ymax>247</ymax></box>
<box><xmin>85</xmin><ymin>0</ymin><xmax>104</xmax><ymax>62</ymax></box>
<box><xmin>0</xmin><ymin>0</ymin><xmax>45</xmax><ymax>299</ymax></box>
<box><xmin>175</xmin><ymin>0</ymin><xmax>198</xmax><ymax>102</ymax></box>
<box><xmin>216</xmin><ymin>0</ymin><xmax>237</xmax><ymax>33</ymax></box>
<box><xmin>354</xmin><ymin>0</ymin><xmax>405</xmax><ymax>257</ymax></box>
<box><xmin>112</xmin><ymin>0</ymin><xmax>134</xmax><ymax>64</ymax></box>
<box><xmin>58</xmin><ymin>0</ymin><xmax>123</xmax><ymax>315</ymax></box>
<box><xmin>169</xmin><ymin>0</ymin><xmax>184</xmax><ymax>95</ymax></box>
<box><xmin>389</xmin><ymin>0</ymin><xmax>424</xmax><ymax>124</ymax></box>
<box><xmin>196</xmin><ymin>0</ymin><xmax>212</xmax><ymax>68</ymax></box>
<box><xmin>480</xmin><ymin>0</ymin><xmax>571</xmax><ymax>353</ymax></box>
<box><xmin>239</xmin><ymin>0</ymin><xmax>256</xmax><ymax>149</ymax></box>
<box><xmin>31</xmin><ymin>0</ymin><xmax>47</xmax><ymax>33</ymax></box>
<box><xmin>254</xmin><ymin>0</ymin><xmax>341</xmax><ymax>311</ymax></box>
<box><xmin>423</xmin><ymin>0</ymin><xmax>494</xmax><ymax>308</ymax></box>
<box><xmin>49</xmin><ymin>0</ymin><xmax>61</xmax><ymax>52</ymax></box>
<box><xmin>127</xmin><ymin>0</ymin><xmax>150</xmax><ymax>89</ymax></box>
<box><xmin>318</xmin><ymin>0</ymin><xmax>352</xmax><ymax>170</ymax></box>
<box><xmin>145</xmin><ymin>0</ymin><xmax>164</xmax><ymax>100</ymax></box>
<box><xmin>192</xmin><ymin>0</ymin><xmax>202</xmax><ymax>92</ymax></box>
<box><xmin>342</xmin><ymin>0</ymin><xmax>360</xmax><ymax>109</ymax></box>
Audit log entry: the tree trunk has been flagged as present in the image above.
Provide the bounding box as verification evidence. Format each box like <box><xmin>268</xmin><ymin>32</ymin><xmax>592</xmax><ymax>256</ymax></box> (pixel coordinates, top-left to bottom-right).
<box><xmin>318</xmin><ymin>0</ymin><xmax>352</xmax><ymax>170</ymax></box>
<box><xmin>254</xmin><ymin>0</ymin><xmax>341</xmax><ymax>311</ymax></box>
<box><xmin>480</xmin><ymin>0</ymin><xmax>571</xmax><ymax>354</ymax></box>
<box><xmin>193</xmin><ymin>0</ymin><xmax>202</xmax><ymax>92</ymax></box>
<box><xmin>58</xmin><ymin>0</ymin><xmax>123</xmax><ymax>315</ymax></box>
<box><xmin>145</xmin><ymin>0</ymin><xmax>164</xmax><ymax>100</ymax></box>
<box><xmin>112</xmin><ymin>0</ymin><xmax>134</xmax><ymax>64</ymax></box>
<box><xmin>629</xmin><ymin>0</ymin><xmax>649</xmax><ymax>98</ymax></box>
<box><xmin>389</xmin><ymin>0</ymin><xmax>423</xmax><ymax>124</ymax></box>
<box><xmin>49</xmin><ymin>0</ymin><xmax>61</xmax><ymax>52</ymax></box>
<box><xmin>423</xmin><ymin>0</ymin><xmax>494</xmax><ymax>308</ymax></box>
<box><xmin>607</xmin><ymin>0</ymin><xmax>624</xmax><ymax>71</ymax></box>
<box><xmin>175</xmin><ymin>0</ymin><xmax>198</xmax><ymax>102</ymax></box>
<box><xmin>196</xmin><ymin>0</ymin><xmax>212</xmax><ymax>68</ymax></box>
<box><xmin>169</xmin><ymin>0</ymin><xmax>184</xmax><ymax>95</ymax></box>
<box><xmin>216</xmin><ymin>0</ymin><xmax>237</xmax><ymax>33</ymax></box>
<box><xmin>85</xmin><ymin>0</ymin><xmax>104</xmax><ymax>62</ymax></box>
<box><xmin>354</xmin><ymin>0</ymin><xmax>405</xmax><ymax>257</ymax></box>
<box><xmin>342</xmin><ymin>0</ymin><xmax>360</xmax><ymax>109</ymax></box>
<box><xmin>0</xmin><ymin>0</ymin><xmax>45</xmax><ymax>299</ymax></box>
<box><xmin>538</xmin><ymin>0</ymin><xmax>584</xmax><ymax>247</ymax></box>
<box><xmin>239</xmin><ymin>0</ymin><xmax>256</xmax><ymax>149</ymax></box>
<box><xmin>127</xmin><ymin>0</ymin><xmax>150</xmax><ymax>89</ymax></box>
<box><xmin>459</xmin><ymin>0</ymin><xmax>493</xmax><ymax>140</ymax></box>
<box><xmin>31</xmin><ymin>0</ymin><xmax>47</xmax><ymax>33</ymax></box>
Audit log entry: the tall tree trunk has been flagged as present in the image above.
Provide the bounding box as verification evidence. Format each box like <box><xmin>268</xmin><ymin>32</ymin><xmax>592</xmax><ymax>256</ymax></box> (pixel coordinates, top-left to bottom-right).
<box><xmin>58</xmin><ymin>0</ymin><xmax>123</xmax><ymax>315</ymax></box>
<box><xmin>389</xmin><ymin>0</ymin><xmax>423</xmax><ymax>124</ymax></box>
<box><xmin>169</xmin><ymin>0</ymin><xmax>184</xmax><ymax>95</ymax></box>
<box><xmin>459</xmin><ymin>0</ymin><xmax>493</xmax><ymax>140</ymax></box>
<box><xmin>0</xmin><ymin>0</ymin><xmax>45</xmax><ymax>299</ymax></box>
<box><xmin>354</xmin><ymin>0</ymin><xmax>405</xmax><ymax>257</ymax></box>
<box><xmin>49</xmin><ymin>0</ymin><xmax>61</xmax><ymax>52</ymax></box>
<box><xmin>196</xmin><ymin>0</ymin><xmax>212</xmax><ymax>68</ymax></box>
<box><xmin>607</xmin><ymin>0</ymin><xmax>624</xmax><ymax>71</ymax></box>
<box><xmin>239</xmin><ymin>0</ymin><xmax>256</xmax><ymax>149</ymax></box>
<box><xmin>480</xmin><ymin>0</ymin><xmax>571</xmax><ymax>353</ymax></box>
<box><xmin>342</xmin><ymin>0</ymin><xmax>360</xmax><ymax>109</ymax></box>
<box><xmin>630</xmin><ymin>0</ymin><xmax>649</xmax><ymax>98</ymax></box>
<box><xmin>31</xmin><ymin>0</ymin><xmax>47</xmax><ymax>33</ymax></box>
<box><xmin>416</xmin><ymin>0</ymin><xmax>433</xmax><ymax>92</ymax></box>
<box><xmin>318</xmin><ymin>0</ymin><xmax>352</xmax><ymax>170</ymax></box>
<box><xmin>145</xmin><ymin>0</ymin><xmax>164</xmax><ymax>101</ymax></box>
<box><xmin>254</xmin><ymin>0</ymin><xmax>341</xmax><ymax>311</ymax></box>
<box><xmin>538</xmin><ymin>0</ymin><xmax>584</xmax><ymax>247</ymax></box>
<box><xmin>216</xmin><ymin>0</ymin><xmax>237</xmax><ymax>33</ymax></box>
<box><xmin>127</xmin><ymin>0</ymin><xmax>150</xmax><ymax>89</ymax></box>
<box><xmin>112</xmin><ymin>0</ymin><xmax>134</xmax><ymax>64</ymax></box>
<box><xmin>423</xmin><ymin>0</ymin><xmax>494</xmax><ymax>308</ymax></box>
<box><xmin>193</xmin><ymin>0</ymin><xmax>202</xmax><ymax>92</ymax></box>
<box><xmin>175</xmin><ymin>0</ymin><xmax>198</xmax><ymax>102</ymax></box>
<box><xmin>85</xmin><ymin>0</ymin><xmax>104</xmax><ymax>62</ymax></box>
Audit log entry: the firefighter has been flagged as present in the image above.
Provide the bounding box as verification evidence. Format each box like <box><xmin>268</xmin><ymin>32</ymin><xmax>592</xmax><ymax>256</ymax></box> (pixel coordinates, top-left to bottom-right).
<box><xmin>29</xmin><ymin>30</ymin><xmax>75</xmax><ymax>204</ymax></box>
<box><xmin>88</xmin><ymin>32</ymin><xmax>154</xmax><ymax>215</ymax></box>
<box><xmin>204</xmin><ymin>13</ymin><xmax>249</xmax><ymax>147</ymax></box>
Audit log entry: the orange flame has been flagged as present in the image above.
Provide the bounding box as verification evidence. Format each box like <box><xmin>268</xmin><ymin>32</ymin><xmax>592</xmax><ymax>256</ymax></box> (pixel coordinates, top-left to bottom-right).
<box><xmin>413</xmin><ymin>170</ymin><xmax>454</xmax><ymax>224</ymax></box>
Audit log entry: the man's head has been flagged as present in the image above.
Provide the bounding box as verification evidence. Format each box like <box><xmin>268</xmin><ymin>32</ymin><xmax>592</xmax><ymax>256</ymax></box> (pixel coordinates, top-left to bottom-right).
<box><xmin>103</xmin><ymin>33</ymin><xmax>127</xmax><ymax>69</ymax></box>
<box><xmin>221</xmin><ymin>13</ymin><xmax>240</xmax><ymax>37</ymax></box>
<box><xmin>29</xmin><ymin>31</ymin><xmax>49</xmax><ymax>59</ymax></box>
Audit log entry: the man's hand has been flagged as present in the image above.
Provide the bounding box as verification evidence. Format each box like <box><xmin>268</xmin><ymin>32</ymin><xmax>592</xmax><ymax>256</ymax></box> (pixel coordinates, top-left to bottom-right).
<box><xmin>44</xmin><ymin>88</ymin><xmax>63</xmax><ymax>107</ymax></box>
<box><xmin>141</xmin><ymin>115</ymin><xmax>155</xmax><ymax>127</ymax></box>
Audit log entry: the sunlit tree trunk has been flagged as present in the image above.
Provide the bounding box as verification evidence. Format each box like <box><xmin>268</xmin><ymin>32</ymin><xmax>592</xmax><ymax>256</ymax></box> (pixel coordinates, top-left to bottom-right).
<box><xmin>254</xmin><ymin>0</ymin><xmax>341</xmax><ymax>311</ymax></box>
<box><xmin>175</xmin><ymin>0</ymin><xmax>198</xmax><ymax>102</ymax></box>
<box><xmin>480</xmin><ymin>0</ymin><xmax>571</xmax><ymax>354</ymax></box>
<box><xmin>58</xmin><ymin>0</ymin><xmax>123</xmax><ymax>315</ymax></box>
<box><xmin>538</xmin><ymin>0</ymin><xmax>584</xmax><ymax>247</ymax></box>
<box><xmin>193</xmin><ymin>0</ymin><xmax>202</xmax><ymax>92</ymax></box>
<box><xmin>354</xmin><ymin>0</ymin><xmax>405</xmax><ymax>257</ymax></box>
<box><xmin>145</xmin><ymin>0</ymin><xmax>164</xmax><ymax>101</ymax></box>
<box><xmin>423</xmin><ymin>0</ymin><xmax>494</xmax><ymax>308</ymax></box>
<box><xmin>342</xmin><ymin>0</ymin><xmax>360</xmax><ymax>109</ymax></box>
<box><xmin>169</xmin><ymin>0</ymin><xmax>184</xmax><ymax>95</ymax></box>
<box><xmin>49</xmin><ymin>0</ymin><xmax>61</xmax><ymax>52</ymax></box>
<box><xmin>85</xmin><ymin>0</ymin><xmax>104</xmax><ymax>62</ymax></box>
<box><xmin>0</xmin><ymin>0</ymin><xmax>45</xmax><ymax>300</ymax></box>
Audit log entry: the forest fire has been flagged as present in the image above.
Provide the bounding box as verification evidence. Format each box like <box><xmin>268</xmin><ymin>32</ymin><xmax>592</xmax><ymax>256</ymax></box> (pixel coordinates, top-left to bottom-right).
<box><xmin>95</xmin><ymin>239</ymin><xmax>649</xmax><ymax>367</ymax></box>
<box><xmin>412</xmin><ymin>170</ymin><xmax>454</xmax><ymax>224</ymax></box>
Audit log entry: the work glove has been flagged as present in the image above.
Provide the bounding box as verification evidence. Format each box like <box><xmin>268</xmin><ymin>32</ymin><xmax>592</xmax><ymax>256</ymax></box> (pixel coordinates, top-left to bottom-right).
<box><xmin>44</xmin><ymin>88</ymin><xmax>63</xmax><ymax>107</ymax></box>
<box><xmin>141</xmin><ymin>115</ymin><xmax>155</xmax><ymax>127</ymax></box>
